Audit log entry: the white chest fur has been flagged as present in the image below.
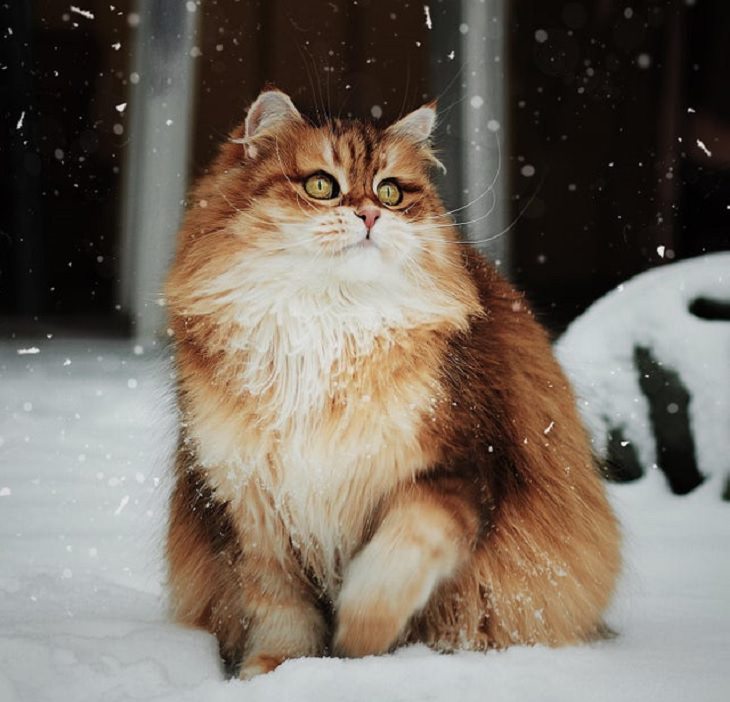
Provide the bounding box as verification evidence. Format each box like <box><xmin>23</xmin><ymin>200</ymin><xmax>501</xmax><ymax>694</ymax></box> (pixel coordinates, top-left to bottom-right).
<box><xmin>184</xmin><ymin>293</ymin><xmax>457</xmax><ymax>584</ymax></box>
<box><xmin>181</xmin><ymin>258</ymin><xmax>472</xmax><ymax>585</ymax></box>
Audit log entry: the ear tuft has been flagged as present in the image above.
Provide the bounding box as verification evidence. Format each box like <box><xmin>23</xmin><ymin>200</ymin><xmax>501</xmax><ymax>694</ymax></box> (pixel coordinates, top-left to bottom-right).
<box><xmin>387</xmin><ymin>104</ymin><xmax>437</xmax><ymax>143</ymax></box>
<box><xmin>244</xmin><ymin>89</ymin><xmax>302</xmax><ymax>140</ymax></box>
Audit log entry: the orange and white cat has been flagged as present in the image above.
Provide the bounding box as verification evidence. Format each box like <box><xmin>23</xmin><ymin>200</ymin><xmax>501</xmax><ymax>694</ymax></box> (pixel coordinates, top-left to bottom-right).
<box><xmin>165</xmin><ymin>89</ymin><xmax>620</xmax><ymax>679</ymax></box>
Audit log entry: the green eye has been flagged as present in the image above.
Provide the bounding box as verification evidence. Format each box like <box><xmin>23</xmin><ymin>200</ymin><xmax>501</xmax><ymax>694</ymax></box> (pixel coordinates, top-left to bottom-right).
<box><xmin>376</xmin><ymin>180</ymin><xmax>402</xmax><ymax>206</ymax></box>
<box><xmin>304</xmin><ymin>173</ymin><xmax>339</xmax><ymax>199</ymax></box>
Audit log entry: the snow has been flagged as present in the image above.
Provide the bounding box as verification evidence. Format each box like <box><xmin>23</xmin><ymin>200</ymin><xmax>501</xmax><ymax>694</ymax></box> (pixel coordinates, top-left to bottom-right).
<box><xmin>556</xmin><ymin>253</ymin><xmax>730</xmax><ymax>488</ymax></box>
<box><xmin>1</xmin><ymin>338</ymin><xmax>728</xmax><ymax>701</ymax></box>
<box><xmin>423</xmin><ymin>5</ymin><xmax>432</xmax><ymax>30</ymax></box>
<box><xmin>69</xmin><ymin>6</ymin><xmax>95</xmax><ymax>21</ymax></box>
<box><xmin>520</xmin><ymin>164</ymin><xmax>536</xmax><ymax>177</ymax></box>
<box><xmin>696</xmin><ymin>139</ymin><xmax>712</xmax><ymax>157</ymax></box>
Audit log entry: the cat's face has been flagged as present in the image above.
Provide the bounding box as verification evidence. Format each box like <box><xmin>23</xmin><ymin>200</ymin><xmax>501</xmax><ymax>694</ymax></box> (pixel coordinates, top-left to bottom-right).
<box><xmin>169</xmin><ymin>90</ymin><xmax>481</xmax><ymax>376</ymax></box>
<box><xmin>213</xmin><ymin>90</ymin><xmax>455</xmax><ymax>285</ymax></box>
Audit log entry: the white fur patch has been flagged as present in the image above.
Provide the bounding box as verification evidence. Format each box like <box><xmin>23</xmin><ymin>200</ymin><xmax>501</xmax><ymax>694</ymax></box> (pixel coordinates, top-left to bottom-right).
<box><xmin>180</xmin><ymin>213</ymin><xmax>475</xmax><ymax>585</ymax></box>
<box><xmin>333</xmin><ymin>501</ymin><xmax>464</xmax><ymax>654</ymax></box>
<box><xmin>337</xmin><ymin>503</ymin><xmax>461</xmax><ymax>615</ymax></box>
<box><xmin>187</xmin><ymin>212</ymin><xmax>468</xmax><ymax>426</ymax></box>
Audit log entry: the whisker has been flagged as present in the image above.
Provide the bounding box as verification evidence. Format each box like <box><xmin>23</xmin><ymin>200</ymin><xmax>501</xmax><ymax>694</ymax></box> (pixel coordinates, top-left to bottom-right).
<box><xmin>273</xmin><ymin>137</ymin><xmax>320</xmax><ymax>218</ymax></box>
<box><xmin>302</xmin><ymin>40</ymin><xmax>326</xmax><ymax>122</ymax></box>
<box><xmin>213</xmin><ymin>182</ymin><xmax>276</xmax><ymax>224</ymax></box>
<box><xmin>432</xmin><ymin>61</ymin><xmax>467</xmax><ymax>106</ymax></box>
<box><xmin>289</xmin><ymin>21</ymin><xmax>323</xmax><ymax>123</ymax></box>
<box><xmin>427</xmin><ymin>129</ymin><xmax>502</xmax><ymax>221</ymax></box>
<box><xmin>397</xmin><ymin>60</ymin><xmax>412</xmax><ymax>121</ymax></box>
<box><xmin>412</xmin><ymin>174</ymin><xmax>544</xmax><ymax>246</ymax></box>
<box><xmin>325</xmin><ymin>47</ymin><xmax>332</xmax><ymax>118</ymax></box>
<box><xmin>212</xmin><ymin>181</ymin><xmax>315</xmax><ymax>238</ymax></box>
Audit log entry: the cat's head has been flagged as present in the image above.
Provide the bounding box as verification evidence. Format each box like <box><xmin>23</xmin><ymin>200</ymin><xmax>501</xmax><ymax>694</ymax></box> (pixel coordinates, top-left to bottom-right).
<box><xmin>190</xmin><ymin>89</ymin><xmax>462</xmax><ymax>287</ymax></box>
<box><xmin>169</xmin><ymin>89</ymin><xmax>482</xmax><ymax>348</ymax></box>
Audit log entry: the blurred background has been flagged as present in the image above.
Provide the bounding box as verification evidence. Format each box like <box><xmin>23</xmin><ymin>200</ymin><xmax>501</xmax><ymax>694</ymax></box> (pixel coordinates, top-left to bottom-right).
<box><xmin>1</xmin><ymin>0</ymin><xmax>729</xmax><ymax>342</ymax></box>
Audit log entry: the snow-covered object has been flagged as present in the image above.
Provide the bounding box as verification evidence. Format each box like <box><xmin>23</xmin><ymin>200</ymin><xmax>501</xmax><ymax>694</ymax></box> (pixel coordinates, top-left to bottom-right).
<box><xmin>556</xmin><ymin>253</ymin><xmax>730</xmax><ymax>494</ymax></box>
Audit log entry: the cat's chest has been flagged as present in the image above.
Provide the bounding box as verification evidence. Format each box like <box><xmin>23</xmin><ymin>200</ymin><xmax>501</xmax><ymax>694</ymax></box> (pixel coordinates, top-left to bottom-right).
<box><xmin>203</xmin><ymin>342</ymin><xmax>438</xmax><ymax>497</ymax></box>
<box><xmin>192</xmin><ymin>322</ymin><xmax>444</xmax><ymax>572</ymax></box>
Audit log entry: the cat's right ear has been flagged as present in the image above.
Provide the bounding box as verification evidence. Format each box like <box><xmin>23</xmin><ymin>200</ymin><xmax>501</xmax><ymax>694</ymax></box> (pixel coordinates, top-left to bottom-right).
<box><xmin>232</xmin><ymin>89</ymin><xmax>303</xmax><ymax>158</ymax></box>
<box><xmin>387</xmin><ymin>103</ymin><xmax>437</xmax><ymax>143</ymax></box>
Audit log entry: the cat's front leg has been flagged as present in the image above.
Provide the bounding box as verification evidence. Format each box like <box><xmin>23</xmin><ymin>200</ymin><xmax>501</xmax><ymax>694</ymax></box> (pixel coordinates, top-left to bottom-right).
<box><xmin>237</xmin><ymin>553</ymin><xmax>327</xmax><ymax>680</ymax></box>
<box><xmin>333</xmin><ymin>477</ymin><xmax>481</xmax><ymax>657</ymax></box>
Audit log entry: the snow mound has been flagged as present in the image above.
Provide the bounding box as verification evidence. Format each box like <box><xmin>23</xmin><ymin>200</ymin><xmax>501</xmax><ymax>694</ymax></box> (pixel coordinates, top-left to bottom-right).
<box><xmin>1</xmin><ymin>336</ymin><xmax>728</xmax><ymax>701</ymax></box>
<box><xmin>556</xmin><ymin>253</ymin><xmax>730</xmax><ymax>494</ymax></box>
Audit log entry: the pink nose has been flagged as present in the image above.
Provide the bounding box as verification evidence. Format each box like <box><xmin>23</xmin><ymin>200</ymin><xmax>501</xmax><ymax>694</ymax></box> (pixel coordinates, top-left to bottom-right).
<box><xmin>356</xmin><ymin>206</ymin><xmax>381</xmax><ymax>232</ymax></box>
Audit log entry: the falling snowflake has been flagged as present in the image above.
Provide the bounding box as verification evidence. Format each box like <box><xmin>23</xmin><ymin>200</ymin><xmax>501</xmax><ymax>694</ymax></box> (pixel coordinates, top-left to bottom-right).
<box><xmin>423</xmin><ymin>5</ymin><xmax>432</xmax><ymax>30</ymax></box>
<box><xmin>70</xmin><ymin>5</ymin><xmax>94</xmax><ymax>20</ymax></box>
<box><xmin>696</xmin><ymin>139</ymin><xmax>712</xmax><ymax>157</ymax></box>
<box><xmin>114</xmin><ymin>495</ymin><xmax>130</xmax><ymax>516</ymax></box>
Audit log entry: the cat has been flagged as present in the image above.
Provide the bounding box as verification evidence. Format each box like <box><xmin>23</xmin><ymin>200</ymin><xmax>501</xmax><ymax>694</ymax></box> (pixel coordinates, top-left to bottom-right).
<box><xmin>164</xmin><ymin>89</ymin><xmax>621</xmax><ymax>679</ymax></box>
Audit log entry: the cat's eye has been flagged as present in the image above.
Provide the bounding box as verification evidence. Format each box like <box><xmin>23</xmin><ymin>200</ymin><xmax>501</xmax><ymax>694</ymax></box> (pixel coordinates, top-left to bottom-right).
<box><xmin>304</xmin><ymin>173</ymin><xmax>339</xmax><ymax>200</ymax></box>
<box><xmin>376</xmin><ymin>180</ymin><xmax>403</xmax><ymax>207</ymax></box>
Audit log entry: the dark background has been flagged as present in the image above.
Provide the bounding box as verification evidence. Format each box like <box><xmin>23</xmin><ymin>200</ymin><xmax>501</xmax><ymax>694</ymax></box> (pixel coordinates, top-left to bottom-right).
<box><xmin>1</xmin><ymin>0</ymin><xmax>728</xmax><ymax>337</ymax></box>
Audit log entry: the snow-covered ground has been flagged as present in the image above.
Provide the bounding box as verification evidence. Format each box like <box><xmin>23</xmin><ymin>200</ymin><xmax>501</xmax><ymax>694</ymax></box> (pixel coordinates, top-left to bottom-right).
<box><xmin>1</xmin><ymin>340</ymin><xmax>728</xmax><ymax>702</ymax></box>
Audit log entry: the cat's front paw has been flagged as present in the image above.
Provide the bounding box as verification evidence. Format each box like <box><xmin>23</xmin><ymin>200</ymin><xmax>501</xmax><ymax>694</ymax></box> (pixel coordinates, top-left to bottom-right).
<box><xmin>333</xmin><ymin>598</ymin><xmax>405</xmax><ymax>657</ymax></box>
<box><xmin>334</xmin><ymin>499</ymin><xmax>466</xmax><ymax>657</ymax></box>
<box><xmin>239</xmin><ymin>652</ymin><xmax>286</xmax><ymax>680</ymax></box>
<box><xmin>333</xmin><ymin>542</ymin><xmax>437</xmax><ymax>656</ymax></box>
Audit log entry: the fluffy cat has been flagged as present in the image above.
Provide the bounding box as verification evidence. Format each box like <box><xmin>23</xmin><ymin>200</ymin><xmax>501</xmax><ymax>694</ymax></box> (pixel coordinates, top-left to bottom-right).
<box><xmin>165</xmin><ymin>89</ymin><xmax>621</xmax><ymax>679</ymax></box>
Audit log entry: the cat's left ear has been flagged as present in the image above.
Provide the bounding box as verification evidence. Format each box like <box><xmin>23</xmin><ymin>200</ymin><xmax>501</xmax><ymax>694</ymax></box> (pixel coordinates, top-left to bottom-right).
<box><xmin>233</xmin><ymin>89</ymin><xmax>303</xmax><ymax>158</ymax></box>
<box><xmin>387</xmin><ymin>102</ymin><xmax>437</xmax><ymax>143</ymax></box>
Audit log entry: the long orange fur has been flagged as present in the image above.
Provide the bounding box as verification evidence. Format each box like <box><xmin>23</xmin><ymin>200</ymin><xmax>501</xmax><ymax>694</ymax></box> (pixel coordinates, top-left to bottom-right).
<box><xmin>164</xmin><ymin>90</ymin><xmax>621</xmax><ymax>679</ymax></box>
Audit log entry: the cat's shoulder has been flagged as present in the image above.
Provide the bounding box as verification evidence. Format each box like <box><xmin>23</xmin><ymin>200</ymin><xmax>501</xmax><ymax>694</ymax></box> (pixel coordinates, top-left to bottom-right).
<box><xmin>454</xmin><ymin>244</ymin><xmax>551</xmax><ymax>356</ymax></box>
<box><xmin>459</xmin><ymin>245</ymin><xmax>524</xmax><ymax>311</ymax></box>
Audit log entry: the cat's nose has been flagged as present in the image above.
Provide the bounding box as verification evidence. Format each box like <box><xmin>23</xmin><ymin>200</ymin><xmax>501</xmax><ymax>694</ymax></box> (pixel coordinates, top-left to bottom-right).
<box><xmin>355</xmin><ymin>206</ymin><xmax>381</xmax><ymax>233</ymax></box>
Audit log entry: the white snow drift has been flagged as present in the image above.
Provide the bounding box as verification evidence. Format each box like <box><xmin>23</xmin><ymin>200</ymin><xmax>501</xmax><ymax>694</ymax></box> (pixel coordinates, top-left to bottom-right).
<box><xmin>0</xmin><ymin>311</ymin><xmax>728</xmax><ymax>700</ymax></box>
<box><xmin>557</xmin><ymin>252</ymin><xmax>730</xmax><ymax>487</ymax></box>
